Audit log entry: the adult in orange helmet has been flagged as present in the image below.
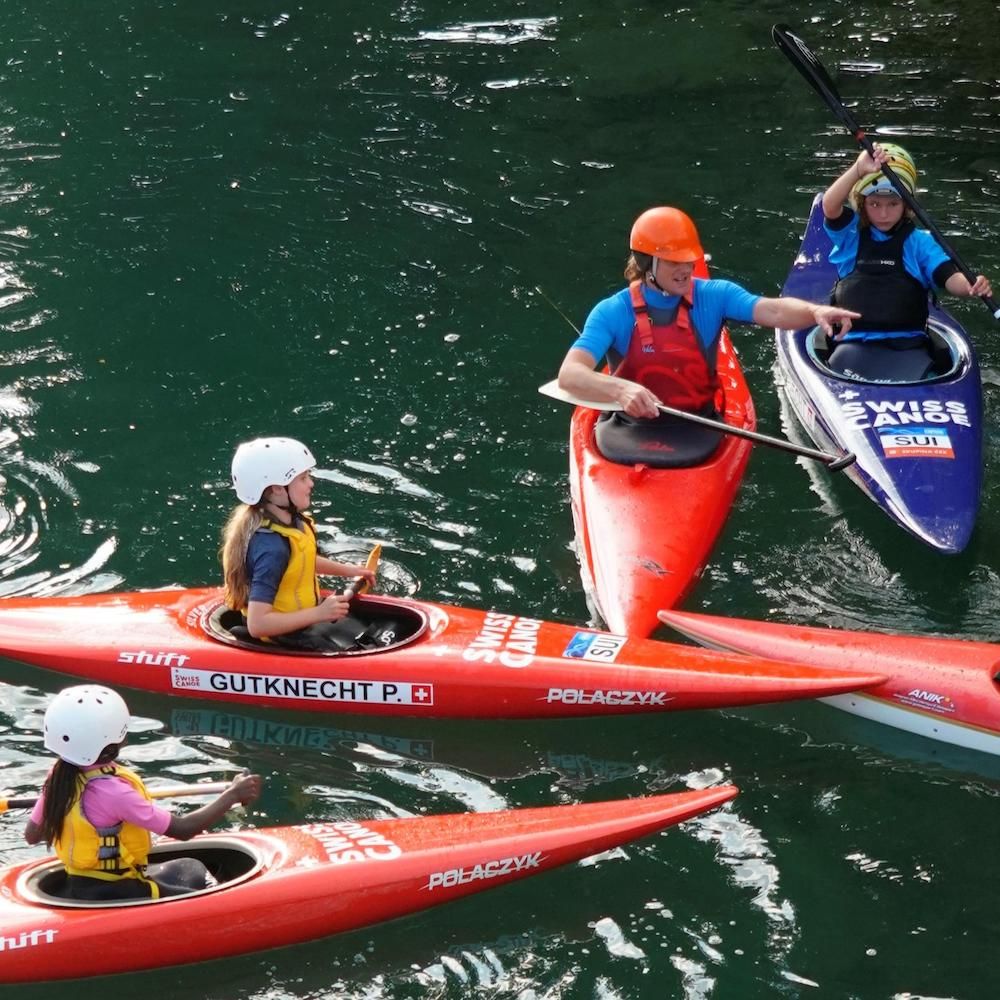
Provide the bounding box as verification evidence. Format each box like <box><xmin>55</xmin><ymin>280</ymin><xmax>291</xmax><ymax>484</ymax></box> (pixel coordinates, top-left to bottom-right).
<box><xmin>821</xmin><ymin>141</ymin><xmax>991</xmax><ymax>373</ymax></box>
<box><xmin>557</xmin><ymin>206</ymin><xmax>860</xmax><ymax>421</ymax></box>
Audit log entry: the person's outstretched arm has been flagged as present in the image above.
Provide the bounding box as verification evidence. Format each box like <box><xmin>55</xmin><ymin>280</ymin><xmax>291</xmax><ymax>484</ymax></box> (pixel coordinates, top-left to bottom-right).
<box><xmin>165</xmin><ymin>773</ymin><xmax>262</xmax><ymax>841</ymax></box>
<box><xmin>753</xmin><ymin>297</ymin><xmax>860</xmax><ymax>336</ymax></box>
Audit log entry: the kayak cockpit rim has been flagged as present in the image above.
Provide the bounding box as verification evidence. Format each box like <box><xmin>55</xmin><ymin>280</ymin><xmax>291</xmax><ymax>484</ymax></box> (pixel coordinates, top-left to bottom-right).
<box><xmin>803</xmin><ymin>318</ymin><xmax>970</xmax><ymax>386</ymax></box>
<box><xmin>16</xmin><ymin>835</ymin><xmax>266</xmax><ymax>909</ymax></box>
<box><xmin>198</xmin><ymin>594</ymin><xmax>430</xmax><ymax>657</ymax></box>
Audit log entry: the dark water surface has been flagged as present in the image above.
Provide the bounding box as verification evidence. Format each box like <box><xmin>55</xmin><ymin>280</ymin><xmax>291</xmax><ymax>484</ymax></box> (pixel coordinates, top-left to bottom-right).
<box><xmin>2</xmin><ymin>3</ymin><xmax>999</xmax><ymax>997</ymax></box>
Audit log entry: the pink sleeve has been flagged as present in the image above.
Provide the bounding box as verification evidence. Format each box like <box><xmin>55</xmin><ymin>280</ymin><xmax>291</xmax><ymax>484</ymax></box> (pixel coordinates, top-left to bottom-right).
<box><xmin>83</xmin><ymin>778</ymin><xmax>173</xmax><ymax>836</ymax></box>
<box><xmin>116</xmin><ymin>791</ymin><xmax>173</xmax><ymax>836</ymax></box>
<box><xmin>29</xmin><ymin>793</ymin><xmax>45</xmax><ymax>825</ymax></box>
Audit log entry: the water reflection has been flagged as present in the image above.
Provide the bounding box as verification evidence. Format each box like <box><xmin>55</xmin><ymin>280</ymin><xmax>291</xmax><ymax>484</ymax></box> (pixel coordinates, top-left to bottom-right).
<box><xmin>164</xmin><ymin>703</ymin><xmax>660</xmax><ymax>797</ymax></box>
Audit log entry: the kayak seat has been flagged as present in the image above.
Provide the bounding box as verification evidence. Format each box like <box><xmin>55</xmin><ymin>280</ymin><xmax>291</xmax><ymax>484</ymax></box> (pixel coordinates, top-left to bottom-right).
<box><xmin>20</xmin><ymin>836</ymin><xmax>264</xmax><ymax>909</ymax></box>
<box><xmin>218</xmin><ymin>609</ymin><xmax>257</xmax><ymax>644</ymax></box>
<box><xmin>214</xmin><ymin>609</ymin><xmax>400</xmax><ymax>651</ymax></box>
<box><xmin>827</xmin><ymin>340</ymin><xmax>937</xmax><ymax>382</ymax></box>
<box><xmin>810</xmin><ymin>327</ymin><xmax>956</xmax><ymax>384</ymax></box>
<box><xmin>594</xmin><ymin>411</ymin><xmax>723</xmax><ymax>469</ymax></box>
<box><xmin>203</xmin><ymin>597</ymin><xmax>427</xmax><ymax>657</ymax></box>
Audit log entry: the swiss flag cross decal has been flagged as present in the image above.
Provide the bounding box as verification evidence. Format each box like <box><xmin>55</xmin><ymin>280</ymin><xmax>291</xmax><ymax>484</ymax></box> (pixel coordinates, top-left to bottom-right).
<box><xmin>411</xmin><ymin>684</ymin><xmax>433</xmax><ymax>704</ymax></box>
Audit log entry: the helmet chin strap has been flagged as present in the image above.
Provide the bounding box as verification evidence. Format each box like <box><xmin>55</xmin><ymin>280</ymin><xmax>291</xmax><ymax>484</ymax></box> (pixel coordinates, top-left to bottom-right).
<box><xmin>647</xmin><ymin>256</ymin><xmax>668</xmax><ymax>293</ymax></box>
<box><xmin>262</xmin><ymin>487</ymin><xmax>300</xmax><ymax>523</ymax></box>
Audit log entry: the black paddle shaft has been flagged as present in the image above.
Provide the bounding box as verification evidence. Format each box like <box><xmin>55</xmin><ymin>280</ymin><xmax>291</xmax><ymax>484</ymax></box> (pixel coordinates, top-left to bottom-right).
<box><xmin>773</xmin><ymin>23</ymin><xmax>1000</xmax><ymax>321</ymax></box>
<box><xmin>654</xmin><ymin>401</ymin><xmax>856</xmax><ymax>469</ymax></box>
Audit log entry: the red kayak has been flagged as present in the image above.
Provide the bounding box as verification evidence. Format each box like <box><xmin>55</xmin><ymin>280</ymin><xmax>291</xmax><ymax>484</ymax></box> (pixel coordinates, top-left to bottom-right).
<box><xmin>0</xmin><ymin>787</ymin><xmax>736</xmax><ymax>982</ymax></box>
<box><xmin>0</xmin><ymin>589</ymin><xmax>884</xmax><ymax>718</ymax></box>
<box><xmin>660</xmin><ymin>609</ymin><xmax>1000</xmax><ymax>756</ymax></box>
<box><xmin>568</xmin><ymin>274</ymin><xmax>756</xmax><ymax>637</ymax></box>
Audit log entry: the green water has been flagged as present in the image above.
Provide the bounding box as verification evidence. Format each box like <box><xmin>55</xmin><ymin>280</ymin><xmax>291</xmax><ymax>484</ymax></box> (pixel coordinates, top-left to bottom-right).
<box><xmin>2</xmin><ymin>3</ymin><xmax>999</xmax><ymax>997</ymax></box>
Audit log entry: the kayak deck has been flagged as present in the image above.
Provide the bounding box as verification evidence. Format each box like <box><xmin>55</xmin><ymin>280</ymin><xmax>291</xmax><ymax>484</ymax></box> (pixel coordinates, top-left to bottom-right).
<box><xmin>569</xmin><ymin>330</ymin><xmax>756</xmax><ymax>636</ymax></box>
<box><xmin>776</xmin><ymin>194</ymin><xmax>983</xmax><ymax>553</ymax></box>
<box><xmin>659</xmin><ymin>609</ymin><xmax>1000</xmax><ymax>756</ymax></box>
<box><xmin>0</xmin><ymin>588</ymin><xmax>886</xmax><ymax>718</ymax></box>
<box><xmin>0</xmin><ymin>788</ymin><xmax>738</xmax><ymax>981</ymax></box>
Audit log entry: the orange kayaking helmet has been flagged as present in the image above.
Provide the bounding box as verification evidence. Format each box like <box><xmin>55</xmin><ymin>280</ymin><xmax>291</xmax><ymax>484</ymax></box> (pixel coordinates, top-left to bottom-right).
<box><xmin>629</xmin><ymin>207</ymin><xmax>703</xmax><ymax>263</ymax></box>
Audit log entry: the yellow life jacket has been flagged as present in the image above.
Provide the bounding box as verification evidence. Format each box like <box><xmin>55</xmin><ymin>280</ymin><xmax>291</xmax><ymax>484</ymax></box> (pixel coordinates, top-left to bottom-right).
<box><xmin>56</xmin><ymin>764</ymin><xmax>158</xmax><ymax>894</ymax></box>
<box><xmin>256</xmin><ymin>514</ymin><xmax>321</xmax><ymax>612</ymax></box>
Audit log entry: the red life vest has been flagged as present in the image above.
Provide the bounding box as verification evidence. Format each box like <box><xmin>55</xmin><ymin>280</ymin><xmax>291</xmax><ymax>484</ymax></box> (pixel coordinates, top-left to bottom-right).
<box><xmin>612</xmin><ymin>281</ymin><xmax>720</xmax><ymax>412</ymax></box>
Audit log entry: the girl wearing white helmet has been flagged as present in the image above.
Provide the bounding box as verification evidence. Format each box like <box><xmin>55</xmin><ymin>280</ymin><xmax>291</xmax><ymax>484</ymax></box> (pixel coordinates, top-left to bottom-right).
<box><xmin>821</xmin><ymin>142</ymin><xmax>991</xmax><ymax>353</ymax></box>
<box><xmin>221</xmin><ymin>436</ymin><xmax>376</xmax><ymax>650</ymax></box>
<box><xmin>24</xmin><ymin>685</ymin><xmax>262</xmax><ymax>901</ymax></box>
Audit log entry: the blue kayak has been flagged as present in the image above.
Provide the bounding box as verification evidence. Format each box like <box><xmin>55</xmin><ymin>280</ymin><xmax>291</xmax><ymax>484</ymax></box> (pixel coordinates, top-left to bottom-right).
<box><xmin>776</xmin><ymin>195</ymin><xmax>983</xmax><ymax>553</ymax></box>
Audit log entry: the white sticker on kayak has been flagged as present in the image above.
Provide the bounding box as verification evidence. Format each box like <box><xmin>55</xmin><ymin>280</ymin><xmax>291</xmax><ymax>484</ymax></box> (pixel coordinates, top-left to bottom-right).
<box><xmin>878</xmin><ymin>426</ymin><xmax>954</xmax><ymax>459</ymax></box>
<box><xmin>0</xmin><ymin>929</ymin><xmax>58</xmax><ymax>951</ymax></box>
<box><xmin>545</xmin><ymin>688</ymin><xmax>671</xmax><ymax>706</ymax></box>
<box><xmin>170</xmin><ymin>667</ymin><xmax>433</xmax><ymax>706</ymax></box>
<box><xmin>424</xmin><ymin>851</ymin><xmax>543</xmax><ymax>890</ymax></box>
<box><xmin>118</xmin><ymin>650</ymin><xmax>191</xmax><ymax>667</ymax></box>
<box><xmin>562</xmin><ymin>632</ymin><xmax>627</xmax><ymax>662</ymax></box>
<box><xmin>299</xmin><ymin>821</ymin><xmax>402</xmax><ymax>865</ymax></box>
<box><xmin>461</xmin><ymin>612</ymin><xmax>542</xmax><ymax>668</ymax></box>
<box><xmin>840</xmin><ymin>398</ymin><xmax>971</xmax><ymax>431</ymax></box>
<box><xmin>892</xmin><ymin>688</ymin><xmax>957</xmax><ymax>714</ymax></box>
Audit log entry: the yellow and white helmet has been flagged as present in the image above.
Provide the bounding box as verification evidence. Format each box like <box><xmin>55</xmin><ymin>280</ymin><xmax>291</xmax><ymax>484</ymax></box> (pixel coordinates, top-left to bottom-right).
<box><xmin>852</xmin><ymin>143</ymin><xmax>917</xmax><ymax>200</ymax></box>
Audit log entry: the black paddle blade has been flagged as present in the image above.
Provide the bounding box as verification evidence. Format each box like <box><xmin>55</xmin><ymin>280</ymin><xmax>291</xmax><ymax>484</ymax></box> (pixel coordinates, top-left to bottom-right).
<box><xmin>772</xmin><ymin>24</ymin><xmax>863</xmax><ymax>138</ymax></box>
<box><xmin>772</xmin><ymin>24</ymin><xmax>839</xmax><ymax>97</ymax></box>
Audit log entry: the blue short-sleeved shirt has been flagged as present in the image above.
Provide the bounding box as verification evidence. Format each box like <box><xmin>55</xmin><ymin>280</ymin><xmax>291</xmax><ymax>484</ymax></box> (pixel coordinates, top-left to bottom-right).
<box><xmin>823</xmin><ymin>209</ymin><xmax>951</xmax><ymax>287</ymax></box>
<box><xmin>246</xmin><ymin>529</ymin><xmax>291</xmax><ymax>605</ymax></box>
<box><xmin>571</xmin><ymin>278</ymin><xmax>761</xmax><ymax>363</ymax></box>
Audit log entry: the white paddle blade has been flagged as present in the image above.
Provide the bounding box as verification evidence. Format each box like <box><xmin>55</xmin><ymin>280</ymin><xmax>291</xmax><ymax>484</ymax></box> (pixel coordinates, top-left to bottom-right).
<box><xmin>537</xmin><ymin>379</ymin><xmax>623</xmax><ymax>412</ymax></box>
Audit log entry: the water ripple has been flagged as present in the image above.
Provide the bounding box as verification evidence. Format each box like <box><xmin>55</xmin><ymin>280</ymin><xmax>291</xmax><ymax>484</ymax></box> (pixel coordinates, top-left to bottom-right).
<box><xmin>0</xmin><ymin>437</ymin><xmax>122</xmax><ymax>596</ymax></box>
<box><xmin>413</xmin><ymin>18</ymin><xmax>558</xmax><ymax>46</ymax></box>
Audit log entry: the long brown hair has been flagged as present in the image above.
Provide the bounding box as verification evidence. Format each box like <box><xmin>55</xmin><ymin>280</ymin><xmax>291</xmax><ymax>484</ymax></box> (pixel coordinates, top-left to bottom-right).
<box><xmin>38</xmin><ymin>759</ymin><xmax>82</xmax><ymax>846</ymax></box>
<box><xmin>38</xmin><ymin>744</ymin><xmax>119</xmax><ymax>846</ymax></box>
<box><xmin>220</xmin><ymin>504</ymin><xmax>265</xmax><ymax>610</ymax></box>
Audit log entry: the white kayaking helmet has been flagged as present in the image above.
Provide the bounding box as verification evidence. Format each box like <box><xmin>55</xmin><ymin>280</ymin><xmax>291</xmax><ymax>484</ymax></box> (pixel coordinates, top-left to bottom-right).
<box><xmin>231</xmin><ymin>437</ymin><xmax>316</xmax><ymax>505</ymax></box>
<box><xmin>44</xmin><ymin>685</ymin><xmax>130</xmax><ymax>767</ymax></box>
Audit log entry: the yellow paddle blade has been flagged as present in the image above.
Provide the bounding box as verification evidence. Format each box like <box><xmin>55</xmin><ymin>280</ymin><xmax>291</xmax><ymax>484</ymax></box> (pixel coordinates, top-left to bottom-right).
<box><xmin>350</xmin><ymin>544</ymin><xmax>381</xmax><ymax>597</ymax></box>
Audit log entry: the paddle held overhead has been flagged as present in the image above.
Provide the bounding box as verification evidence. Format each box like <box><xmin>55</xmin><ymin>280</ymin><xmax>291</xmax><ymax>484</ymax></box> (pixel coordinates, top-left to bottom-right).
<box><xmin>772</xmin><ymin>23</ymin><xmax>1000</xmax><ymax>321</ymax></box>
